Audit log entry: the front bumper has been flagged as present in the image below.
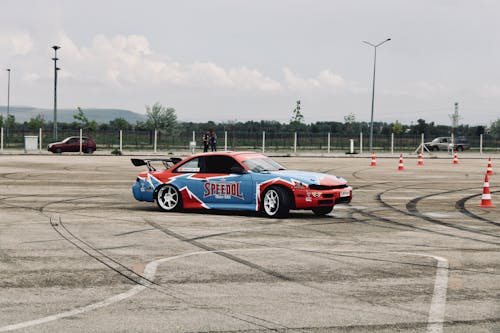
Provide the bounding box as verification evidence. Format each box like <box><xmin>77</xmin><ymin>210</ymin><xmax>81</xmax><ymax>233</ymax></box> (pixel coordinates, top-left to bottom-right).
<box><xmin>293</xmin><ymin>186</ymin><xmax>352</xmax><ymax>209</ymax></box>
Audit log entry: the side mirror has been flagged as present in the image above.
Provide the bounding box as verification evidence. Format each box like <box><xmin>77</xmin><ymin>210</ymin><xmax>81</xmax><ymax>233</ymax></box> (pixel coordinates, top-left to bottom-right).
<box><xmin>230</xmin><ymin>166</ymin><xmax>247</xmax><ymax>174</ymax></box>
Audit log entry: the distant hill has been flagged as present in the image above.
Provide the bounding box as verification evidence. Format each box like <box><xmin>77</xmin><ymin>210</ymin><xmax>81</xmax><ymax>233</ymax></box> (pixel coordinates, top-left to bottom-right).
<box><xmin>0</xmin><ymin>106</ymin><xmax>146</xmax><ymax>124</ymax></box>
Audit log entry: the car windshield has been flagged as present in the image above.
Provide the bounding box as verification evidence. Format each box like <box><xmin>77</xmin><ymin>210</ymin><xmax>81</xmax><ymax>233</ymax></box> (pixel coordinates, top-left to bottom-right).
<box><xmin>242</xmin><ymin>157</ymin><xmax>286</xmax><ymax>173</ymax></box>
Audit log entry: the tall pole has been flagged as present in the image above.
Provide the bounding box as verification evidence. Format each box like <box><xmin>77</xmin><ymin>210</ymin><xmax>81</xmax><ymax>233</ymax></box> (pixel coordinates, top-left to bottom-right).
<box><xmin>6</xmin><ymin>69</ymin><xmax>10</xmax><ymax>118</ymax></box>
<box><xmin>52</xmin><ymin>45</ymin><xmax>60</xmax><ymax>141</ymax></box>
<box><xmin>363</xmin><ymin>38</ymin><xmax>390</xmax><ymax>152</ymax></box>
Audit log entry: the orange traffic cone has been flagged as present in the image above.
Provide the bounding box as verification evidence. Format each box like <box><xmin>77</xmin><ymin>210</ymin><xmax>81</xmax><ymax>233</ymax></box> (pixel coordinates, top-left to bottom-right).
<box><xmin>398</xmin><ymin>153</ymin><xmax>405</xmax><ymax>171</ymax></box>
<box><xmin>417</xmin><ymin>152</ymin><xmax>424</xmax><ymax>166</ymax></box>
<box><xmin>479</xmin><ymin>173</ymin><xmax>494</xmax><ymax>208</ymax></box>
<box><xmin>453</xmin><ymin>151</ymin><xmax>459</xmax><ymax>164</ymax></box>
<box><xmin>370</xmin><ymin>151</ymin><xmax>377</xmax><ymax>167</ymax></box>
<box><xmin>486</xmin><ymin>157</ymin><xmax>494</xmax><ymax>175</ymax></box>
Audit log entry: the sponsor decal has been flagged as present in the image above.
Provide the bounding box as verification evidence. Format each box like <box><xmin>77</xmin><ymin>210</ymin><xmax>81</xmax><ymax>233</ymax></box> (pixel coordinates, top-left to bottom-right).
<box><xmin>204</xmin><ymin>181</ymin><xmax>244</xmax><ymax>200</ymax></box>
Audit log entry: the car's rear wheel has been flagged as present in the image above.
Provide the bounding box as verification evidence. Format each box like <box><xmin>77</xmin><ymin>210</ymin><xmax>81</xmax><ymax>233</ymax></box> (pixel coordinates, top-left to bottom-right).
<box><xmin>85</xmin><ymin>147</ymin><xmax>94</xmax><ymax>154</ymax></box>
<box><xmin>155</xmin><ymin>184</ymin><xmax>182</xmax><ymax>211</ymax></box>
<box><xmin>262</xmin><ymin>186</ymin><xmax>290</xmax><ymax>218</ymax></box>
<box><xmin>312</xmin><ymin>206</ymin><xmax>333</xmax><ymax>216</ymax></box>
<box><xmin>456</xmin><ymin>145</ymin><xmax>463</xmax><ymax>151</ymax></box>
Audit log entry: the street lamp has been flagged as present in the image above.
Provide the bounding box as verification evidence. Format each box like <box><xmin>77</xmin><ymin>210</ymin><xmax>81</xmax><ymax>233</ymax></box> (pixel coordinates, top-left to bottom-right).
<box><xmin>363</xmin><ymin>38</ymin><xmax>391</xmax><ymax>153</ymax></box>
<box><xmin>52</xmin><ymin>45</ymin><xmax>60</xmax><ymax>141</ymax></box>
<box><xmin>6</xmin><ymin>68</ymin><xmax>10</xmax><ymax>118</ymax></box>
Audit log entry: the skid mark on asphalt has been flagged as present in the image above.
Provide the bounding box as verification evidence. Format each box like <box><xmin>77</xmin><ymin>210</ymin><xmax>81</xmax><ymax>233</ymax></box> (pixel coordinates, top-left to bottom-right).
<box><xmin>0</xmin><ymin>249</ymin><xmax>450</xmax><ymax>332</ymax></box>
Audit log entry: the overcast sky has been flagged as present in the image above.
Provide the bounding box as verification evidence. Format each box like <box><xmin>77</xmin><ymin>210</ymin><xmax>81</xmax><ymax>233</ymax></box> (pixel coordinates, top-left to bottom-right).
<box><xmin>1</xmin><ymin>0</ymin><xmax>499</xmax><ymax>125</ymax></box>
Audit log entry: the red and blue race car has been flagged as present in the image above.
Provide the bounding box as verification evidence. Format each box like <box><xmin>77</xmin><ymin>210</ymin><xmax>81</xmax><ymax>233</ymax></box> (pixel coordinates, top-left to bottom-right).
<box><xmin>131</xmin><ymin>152</ymin><xmax>352</xmax><ymax>218</ymax></box>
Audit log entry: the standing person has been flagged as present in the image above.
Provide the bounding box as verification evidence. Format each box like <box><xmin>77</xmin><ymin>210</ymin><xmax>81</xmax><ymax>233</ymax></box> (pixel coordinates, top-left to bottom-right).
<box><xmin>202</xmin><ymin>130</ymin><xmax>210</xmax><ymax>152</ymax></box>
<box><xmin>209</xmin><ymin>129</ymin><xmax>217</xmax><ymax>152</ymax></box>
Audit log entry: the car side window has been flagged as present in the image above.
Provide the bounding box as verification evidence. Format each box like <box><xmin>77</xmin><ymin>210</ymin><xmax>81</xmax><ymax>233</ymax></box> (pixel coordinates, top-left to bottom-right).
<box><xmin>176</xmin><ymin>157</ymin><xmax>203</xmax><ymax>173</ymax></box>
<box><xmin>204</xmin><ymin>156</ymin><xmax>240</xmax><ymax>174</ymax></box>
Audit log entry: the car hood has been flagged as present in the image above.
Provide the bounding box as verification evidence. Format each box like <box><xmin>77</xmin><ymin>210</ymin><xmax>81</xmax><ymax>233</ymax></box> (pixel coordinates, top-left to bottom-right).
<box><xmin>265</xmin><ymin>170</ymin><xmax>347</xmax><ymax>186</ymax></box>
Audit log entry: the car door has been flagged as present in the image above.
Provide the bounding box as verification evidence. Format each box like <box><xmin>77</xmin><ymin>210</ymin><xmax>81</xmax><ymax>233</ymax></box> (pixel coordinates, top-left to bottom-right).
<box><xmin>173</xmin><ymin>155</ymin><xmax>253</xmax><ymax>205</ymax></box>
<box><xmin>200</xmin><ymin>155</ymin><xmax>254</xmax><ymax>205</ymax></box>
<box><xmin>66</xmin><ymin>138</ymin><xmax>80</xmax><ymax>152</ymax></box>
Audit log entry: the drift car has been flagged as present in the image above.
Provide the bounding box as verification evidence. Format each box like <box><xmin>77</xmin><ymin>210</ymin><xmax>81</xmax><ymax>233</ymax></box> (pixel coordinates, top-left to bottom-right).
<box><xmin>131</xmin><ymin>152</ymin><xmax>352</xmax><ymax>218</ymax></box>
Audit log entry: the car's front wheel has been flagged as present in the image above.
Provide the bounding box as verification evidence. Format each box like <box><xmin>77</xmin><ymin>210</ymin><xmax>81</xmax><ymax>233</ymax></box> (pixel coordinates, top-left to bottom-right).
<box><xmin>432</xmin><ymin>146</ymin><xmax>439</xmax><ymax>151</ymax></box>
<box><xmin>155</xmin><ymin>184</ymin><xmax>182</xmax><ymax>211</ymax></box>
<box><xmin>312</xmin><ymin>206</ymin><xmax>333</xmax><ymax>216</ymax></box>
<box><xmin>262</xmin><ymin>186</ymin><xmax>290</xmax><ymax>218</ymax></box>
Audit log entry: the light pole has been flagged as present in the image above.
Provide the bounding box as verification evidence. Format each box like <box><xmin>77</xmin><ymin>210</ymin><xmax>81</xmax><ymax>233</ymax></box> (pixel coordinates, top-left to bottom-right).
<box><xmin>363</xmin><ymin>38</ymin><xmax>390</xmax><ymax>153</ymax></box>
<box><xmin>6</xmin><ymin>68</ymin><xmax>10</xmax><ymax>118</ymax></box>
<box><xmin>52</xmin><ymin>45</ymin><xmax>60</xmax><ymax>141</ymax></box>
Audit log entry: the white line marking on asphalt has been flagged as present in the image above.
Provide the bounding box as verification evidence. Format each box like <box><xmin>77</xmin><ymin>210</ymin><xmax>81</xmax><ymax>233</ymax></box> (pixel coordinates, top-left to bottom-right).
<box><xmin>0</xmin><ymin>249</ymin><xmax>449</xmax><ymax>332</ymax></box>
<box><xmin>0</xmin><ymin>248</ymin><xmax>270</xmax><ymax>332</ymax></box>
<box><xmin>425</xmin><ymin>256</ymin><xmax>449</xmax><ymax>333</ymax></box>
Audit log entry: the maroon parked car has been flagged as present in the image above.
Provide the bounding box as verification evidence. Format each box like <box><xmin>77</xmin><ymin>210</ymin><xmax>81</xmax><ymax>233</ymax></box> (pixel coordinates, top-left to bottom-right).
<box><xmin>47</xmin><ymin>136</ymin><xmax>96</xmax><ymax>154</ymax></box>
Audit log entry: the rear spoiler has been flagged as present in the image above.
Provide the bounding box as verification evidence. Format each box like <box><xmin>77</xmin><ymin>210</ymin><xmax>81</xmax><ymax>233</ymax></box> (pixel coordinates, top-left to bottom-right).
<box><xmin>131</xmin><ymin>158</ymin><xmax>182</xmax><ymax>171</ymax></box>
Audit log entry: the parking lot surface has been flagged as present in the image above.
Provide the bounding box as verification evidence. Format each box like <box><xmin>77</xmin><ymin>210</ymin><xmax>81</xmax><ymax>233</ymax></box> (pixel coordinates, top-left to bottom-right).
<box><xmin>0</xmin><ymin>154</ymin><xmax>498</xmax><ymax>332</ymax></box>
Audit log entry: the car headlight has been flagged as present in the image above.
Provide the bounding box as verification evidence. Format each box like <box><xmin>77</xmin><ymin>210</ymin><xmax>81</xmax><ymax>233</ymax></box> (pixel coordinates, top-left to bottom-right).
<box><xmin>293</xmin><ymin>181</ymin><xmax>307</xmax><ymax>189</ymax></box>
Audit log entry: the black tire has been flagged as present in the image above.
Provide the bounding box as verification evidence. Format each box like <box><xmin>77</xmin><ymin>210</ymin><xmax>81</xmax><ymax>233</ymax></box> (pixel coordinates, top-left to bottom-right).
<box><xmin>155</xmin><ymin>184</ymin><xmax>182</xmax><ymax>212</ymax></box>
<box><xmin>261</xmin><ymin>186</ymin><xmax>290</xmax><ymax>218</ymax></box>
<box><xmin>312</xmin><ymin>206</ymin><xmax>333</xmax><ymax>216</ymax></box>
<box><xmin>85</xmin><ymin>148</ymin><xmax>94</xmax><ymax>154</ymax></box>
<box><xmin>55</xmin><ymin>148</ymin><xmax>62</xmax><ymax>154</ymax></box>
<box><xmin>432</xmin><ymin>146</ymin><xmax>439</xmax><ymax>151</ymax></box>
<box><xmin>456</xmin><ymin>146</ymin><xmax>463</xmax><ymax>151</ymax></box>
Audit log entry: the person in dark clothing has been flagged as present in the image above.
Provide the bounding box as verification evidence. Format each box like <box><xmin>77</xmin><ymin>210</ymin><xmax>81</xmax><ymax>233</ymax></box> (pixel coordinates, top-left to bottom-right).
<box><xmin>202</xmin><ymin>131</ymin><xmax>210</xmax><ymax>152</ymax></box>
<box><xmin>209</xmin><ymin>130</ymin><xmax>217</xmax><ymax>152</ymax></box>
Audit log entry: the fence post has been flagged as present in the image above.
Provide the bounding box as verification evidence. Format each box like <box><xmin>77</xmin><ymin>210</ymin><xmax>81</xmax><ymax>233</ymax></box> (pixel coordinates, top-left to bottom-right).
<box><xmin>360</xmin><ymin>131</ymin><xmax>363</xmax><ymax>154</ymax></box>
<box><xmin>327</xmin><ymin>132</ymin><xmax>331</xmax><ymax>154</ymax></box>
<box><xmin>192</xmin><ymin>130</ymin><xmax>195</xmax><ymax>142</ymax></box>
<box><xmin>391</xmin><ymin>133</ymin><xmax>394</xmax><ymax>154</ymax></box>
<box><xmin>480</xmin><ymin>134</ymin><xmax>483</xmax><ymax>154</ymax></box>
<box><xmin>79</xmin><ymin>128</ymin><xmax>83</xmax><ymax>154</ymax></box>
<box><xmin>39</xmin><ymin>128</ymin><xmax>43</xmax><ymax>152</ymax></box>
<box><xmin>154</xmin><ymin>129</ymin><xmax>158</xmax><ymax>153</ymax></box>
<box><xmin>119</xmin><ymin>130</ymin><xmax>123</xmax><ymax>152</ymax></box>
<box><xmin>1</xmin><ymin>127</ymin><xmax>4</xmax><ymax>152</ymax></box>
<box><xmin>262</xmin><ymin>131</ymin><xmax>265</xmax><ymax>153</ymax></box>
<box><xmin>224</xmin><ymin>131</ymin><xmax>228</xmax><ymax>151</ymax></box>
<box><xmin>294</xmin><ymin>132</ymin><xmax>297</xmax><ymax>154</ymax></box>
<box><xmin>421</xmin><ymin>133</ymin><xmax>424</xmax><ymax>153</ymax></box>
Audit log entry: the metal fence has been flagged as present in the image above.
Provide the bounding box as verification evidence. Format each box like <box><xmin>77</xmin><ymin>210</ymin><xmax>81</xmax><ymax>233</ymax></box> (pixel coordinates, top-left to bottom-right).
<box><xmin>1</xmin><ymin>128</ymin><xmax>499</xmax><ymax>153</ymax></box>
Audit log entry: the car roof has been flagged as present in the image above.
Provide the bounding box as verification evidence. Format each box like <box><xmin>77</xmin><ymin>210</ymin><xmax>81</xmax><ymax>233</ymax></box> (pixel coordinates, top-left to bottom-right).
<box><xmin>65</xmin><ymin>136</ymin><xmax>91</xmax><ymax>139</ymax></box>
<box><xmin>189</xmin><ymin>151</ymin><xmax>266</xmax><ymax>162</ymax></box>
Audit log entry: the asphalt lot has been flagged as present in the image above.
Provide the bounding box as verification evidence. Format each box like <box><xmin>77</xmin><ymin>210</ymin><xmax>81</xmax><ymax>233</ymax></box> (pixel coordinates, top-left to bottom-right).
<box><xmin>0</xmin><ymin>153</ymin><xmax>498</xmax><ymax>333</ymax></box>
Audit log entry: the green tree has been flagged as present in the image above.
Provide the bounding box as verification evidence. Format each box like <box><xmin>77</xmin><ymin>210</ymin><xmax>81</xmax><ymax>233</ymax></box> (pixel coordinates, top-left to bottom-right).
<box><xmin>489</xmin><ymin>118</ymin><xmax>500</xmax><ymax>138</ymax></box>
<box><xmin>109</xmin><ymin>117</ymin><xmax>131</xmax><ymax>130</ymax></box>
<box><xmin>73</xmin><ymin>107</ymin><xmax>97</xmax><ymax>131</ymax></box>
<box><xmin>145</xmin><ymin>102</ymin><xmax>177</xmax><ymax>133</ymax></box>
<box><xmin>392</xmin><ymin>121</ymin><xmax>404</xmax><ymax>135</ymax></box>
<box><xmin>5</xmin><ymin>114</ymin><xmax>15</xmax><ymax>129</ymax></box>
<box><xmin>343</xmin><ymin>113</ymin><xmax>356</xmax><ymax>134</ymax></box>
<box><xmin>290</xmin><ymin>100</ymin><xmax>304</xmax><ymax>127</ymax></box>
<box><xmin>27</xmin><ymin>114</ymin><xmax>45</xmax><ymax>130</ymax></box>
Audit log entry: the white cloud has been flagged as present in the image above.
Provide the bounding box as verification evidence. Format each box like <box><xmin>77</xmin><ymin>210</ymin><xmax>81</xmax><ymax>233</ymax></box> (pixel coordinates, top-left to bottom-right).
<box><xmin>52</xmin><ymin>33</ymin><xmax>282</xmax><ymax>92</ymax></box>
<box><xmin>283</xmin><ymin>67</ymin><xmax>352</xmax><ymax>92</ymax></box>
<box><xmin>480</xmin><ymin>84</ymin><xmax>500</xmax><ymax>97</ymax></box>
<box><xmin>0</xmin><ymin>30</ymin><xmax>34</xmax><ymax>55</ymax></box>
